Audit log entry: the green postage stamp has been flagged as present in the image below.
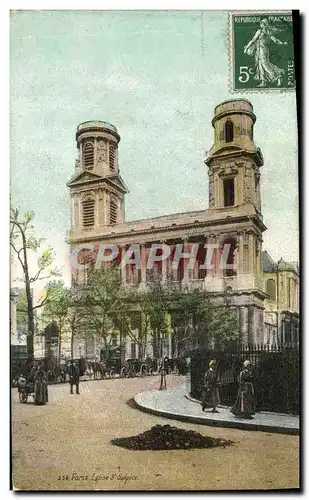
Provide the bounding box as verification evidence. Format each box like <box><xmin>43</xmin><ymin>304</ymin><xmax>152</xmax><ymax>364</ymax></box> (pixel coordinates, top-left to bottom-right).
<box><xmin>229</xmin><ymin>11</ymin><xmax>295</xmax><ymax>91</ymax></box>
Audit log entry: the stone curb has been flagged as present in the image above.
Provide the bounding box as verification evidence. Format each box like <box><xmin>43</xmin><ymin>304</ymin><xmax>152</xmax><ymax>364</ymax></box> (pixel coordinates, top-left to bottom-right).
<box><xmin>184</xmin><ymin>393</ymin><xmax>298</xmax><ymax>418</ymax></box>
<box><xmin>134</xmin><ymin>392</ymin><xmax>299</xmax><ymax>436</ymax></box>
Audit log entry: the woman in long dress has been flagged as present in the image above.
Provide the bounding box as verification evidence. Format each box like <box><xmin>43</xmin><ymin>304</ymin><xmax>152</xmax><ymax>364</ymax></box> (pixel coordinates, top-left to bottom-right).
<box><xmin>231</xmin><ymin>360</ymin><xmax>255</xmax><ymax>418</ymax></box>
<box><xmin>244</xmin><ymin>18</ymin><xmax>288</xmax><ymax>87</ymax></box>
<box><xmin>201</xmin><ymin>360</ymin><xmax>220</xmax><ymax>413</ymax></box>
<box><xmin>34</xmin><ymin>365</ymin><xmax>48</xmax><ymax>405</ymax></box>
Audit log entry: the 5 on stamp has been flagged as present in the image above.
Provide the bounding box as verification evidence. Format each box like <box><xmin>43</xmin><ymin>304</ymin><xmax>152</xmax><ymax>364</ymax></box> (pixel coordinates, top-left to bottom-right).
<box><xmin>229</xmin><ymin>11</ymin><xmax>295</xmax><ymax>91</ymax></box>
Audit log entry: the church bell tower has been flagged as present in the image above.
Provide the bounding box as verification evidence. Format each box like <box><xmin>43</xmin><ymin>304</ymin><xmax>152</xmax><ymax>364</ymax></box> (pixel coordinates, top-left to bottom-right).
<box><xmin>67</xmin><ymin>120</ymin><xmax>128</xmax><ymax>232</ymax></box>
<box><xmin>206</xmin><ymin>99</ymin><xmax>263</xmax><ymax>214</ymax></box>
<box><xmin>205</xmin><ymin>99</ymin><xmax>267</xmax><ymax>344</ymax></box>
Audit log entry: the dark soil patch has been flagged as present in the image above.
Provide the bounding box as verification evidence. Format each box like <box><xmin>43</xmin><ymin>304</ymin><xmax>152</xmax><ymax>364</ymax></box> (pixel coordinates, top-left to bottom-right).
<box><xmin>111</xmin><ymin>424</ymin><xmax>234</xmax><ymax>451</ymax></box>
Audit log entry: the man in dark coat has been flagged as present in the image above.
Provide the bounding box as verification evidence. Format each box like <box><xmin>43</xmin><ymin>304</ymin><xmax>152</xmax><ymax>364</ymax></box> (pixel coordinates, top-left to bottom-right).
<box><xmin>159</xmin><ymin>357</ymin><xmax>168</xmax><ymax>390</ymax></box>
<box><xmin>68</xmin><ymin>360</ymin><xmax>80</xmax><ymax>395</ymax></box>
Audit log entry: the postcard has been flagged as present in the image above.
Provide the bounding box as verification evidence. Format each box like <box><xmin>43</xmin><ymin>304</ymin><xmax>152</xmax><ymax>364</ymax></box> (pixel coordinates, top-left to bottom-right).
<box><xmin>10</xmin><ymin>9</ymin><xmax>300</xmax><ymax>491</ymax></box>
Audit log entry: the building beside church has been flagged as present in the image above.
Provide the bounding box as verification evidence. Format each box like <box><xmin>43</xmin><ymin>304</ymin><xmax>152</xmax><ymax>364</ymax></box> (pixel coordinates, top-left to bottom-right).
<box><xmin>262</xmin><ymin>251</ymin><xmax>299</xmax><ymax>346</ymax></box>
<box><xmin>67</xmin><ymin>98</ymin><xmax>299</xmax><ymax>359</ymax></box>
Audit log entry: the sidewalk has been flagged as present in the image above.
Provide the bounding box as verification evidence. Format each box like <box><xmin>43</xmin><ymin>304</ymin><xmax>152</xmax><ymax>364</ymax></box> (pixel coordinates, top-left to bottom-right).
<box><xmin>134</xmin><ymin>384</ymin><xmax>299</xmax><ymax>435</ymax></box>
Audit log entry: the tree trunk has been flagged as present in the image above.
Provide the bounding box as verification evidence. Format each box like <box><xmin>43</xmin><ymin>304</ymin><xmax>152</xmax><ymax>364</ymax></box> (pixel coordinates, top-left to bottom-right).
<box><xmin>70</xmin><ymin>329</ymin><xmax>74</xmax><ymax>359</ymax></box>
<box><xmin>22</xmin><ymin>230</ymin><xmax>35</xmax><ymax>363</ymax></box>
<box><xmin>58</xmin><ymin>332</ymin><xmax>62</xmax><ymax>363</ymax></box>
<box><xmin>119</xmin><ymin>327</ymin><xmax>126</xmax><ymax>366</ymax></box>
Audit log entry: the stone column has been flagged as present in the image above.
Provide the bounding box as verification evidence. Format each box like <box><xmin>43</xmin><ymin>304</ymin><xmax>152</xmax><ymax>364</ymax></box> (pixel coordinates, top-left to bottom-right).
<box><xmin>240</xmin><ymin>306</ymin><xmax>249</xmax><ymax>344</ymax></box>
<box><xmin>248</xmin><ymin>306</ymin><xmax>255</xmax><ymax>344</ymax></box>
<box><xmin>93</xmin><ymin>137</ymin><xmax>97</xmax><ymax>168</ymax></box>
<box><xmin>215</xmin><ymin>173</ymin><xmax>220</xmax><ymax>208</ymax></box>
<box><xmin>205</xmin><ymin>235</ymin><xmax>215</xmax><ymax>277</ymax></box>
<box><xmin>238</xmin><ymin>164</ymin><xmax>244</xmax><ymax>205</ymax></box>
<box><xmin>103</xmin><ymin>190</ymin><xmax>108</xmax><ymax>225</ymax></box>
<box><xmin>95</xmin><ymin>191</ymin><xmax>99</xmax><ymax>227</ymax></box>
<box><xmin>182</xmin><ymin>238</ymin><xmax>189</xmax><ymax>285</ymax></box>
<box><xmin>141</xmin><ymin>244</ymin><xmax>147</xmax><ymax>283</ymax></box>
<box><xmin>193</xmin><ymin>240</ymin><xmax>199</xmax><ymax>279</ymax></box>
<box><xmin>216</xmin><ymin>235</ymin><xmax>223</xmax><ymax>278</ymax></box>
<box><xmin>120</xmin><ymin>245</ymin><xmax>126</xmax><ymax>283</ymax></box>
<box><xmin>161</xmin><ymin>240</ymin><xmax>167</xmax><ymax>282</ymax></box>
<box><xmin>238</xmin><ymin>233</ymin><xmax>244</xmax><ymax>274</ymax></box>
<box><xmin>256</xmin><ymin>239</ymin><xmax>262</xmax><ymax>276</ymax></box>
<box><xmin>170</xmin><ymin>244</ymin><xmax>178</xmax><ymax>281</ymax></box>
<box><xmin>248</xmin><ymin>233</ymin><xmax>254</xmax><ymax>274</ymax></box>
<box><xmin>234</xmin><ymin>174</ymin><xmax>238</xmax><ymax>206</ymax></box>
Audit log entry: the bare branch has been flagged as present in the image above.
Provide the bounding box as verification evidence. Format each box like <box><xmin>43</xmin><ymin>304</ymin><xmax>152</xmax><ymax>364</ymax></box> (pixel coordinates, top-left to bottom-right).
<box><xmin>10</xmin><ymin>240</ymin><xmax>26</xmax><ymax>272</ymax></box>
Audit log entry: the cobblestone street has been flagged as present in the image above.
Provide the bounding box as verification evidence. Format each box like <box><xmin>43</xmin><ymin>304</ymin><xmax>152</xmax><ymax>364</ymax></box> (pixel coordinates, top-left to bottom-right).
<box><xmin>12</xmin><ymin>376</ymin><xmax>299</xmax><ymax>491</ymax></box>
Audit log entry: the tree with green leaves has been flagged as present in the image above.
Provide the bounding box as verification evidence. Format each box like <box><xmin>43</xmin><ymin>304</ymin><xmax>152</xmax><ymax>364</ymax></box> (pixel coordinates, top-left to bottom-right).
<box><xmin>190</xmin><ymin>292</ymin><xmax>240</xmax><ymax>349</ymax></box>
<box><xmin>80</xmin><ymin>265</ymin><xmax>123</xmax><ymax>354</ymax></box>
<box><xmin>139</xmin><ymin>279</ymin><xmax>171</xmax><ymax>359</ymax></box>
<box><xmin>10</xmin><ymin>208</ymin><xmax>61</xmax><ymax>362</ymax></box>
<box><xmin>66</xmin><ymin>291</ymin><xmax>85</xmax><ymax>360</ymax></box>
<box><xmin>41</xmin><ymin>281</ymin><xmax>71</xmax><ymax>361</ymax></box>
<box><xmin>169</xmin><ymin>288</ymin><xmax>205</xmax><ymax>354</ymax></box>
<box><xmin>168</xmin><ymin>289</ymin><xmax>241</xmax><ymax>352</ymax></box>
<box><xmin>115</xmin><ymin>290</ymin><xmax>150</xmax><ymax>361</ymax></box>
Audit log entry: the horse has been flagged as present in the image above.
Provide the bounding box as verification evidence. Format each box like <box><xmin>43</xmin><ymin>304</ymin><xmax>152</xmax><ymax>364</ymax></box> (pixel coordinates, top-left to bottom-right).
<box><xmin>89</xmin><ymin>360</ymin><xmax>107</xmax><ymax>379</ymax></box>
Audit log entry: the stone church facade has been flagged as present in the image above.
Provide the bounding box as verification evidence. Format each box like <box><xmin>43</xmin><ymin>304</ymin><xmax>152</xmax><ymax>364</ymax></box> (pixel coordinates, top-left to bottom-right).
<box><xmin>67</xmin><ymin>99</ymin><xmax>299</xmax><ymax>359</ymax></box>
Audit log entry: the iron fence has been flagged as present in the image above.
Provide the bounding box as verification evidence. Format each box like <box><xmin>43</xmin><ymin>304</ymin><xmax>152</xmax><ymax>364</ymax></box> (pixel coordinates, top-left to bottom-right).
<box><xmin>190</xmin><ymin>344</ymin><xmax>299</xmax><ymax>415</ymax></box>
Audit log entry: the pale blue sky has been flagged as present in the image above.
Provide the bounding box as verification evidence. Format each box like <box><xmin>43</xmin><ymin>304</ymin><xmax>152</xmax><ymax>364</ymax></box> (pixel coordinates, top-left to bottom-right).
<box><xmin>10</xmin><ymin>10</ymin><xmax>299</xmax><ymax>282</ymax></box>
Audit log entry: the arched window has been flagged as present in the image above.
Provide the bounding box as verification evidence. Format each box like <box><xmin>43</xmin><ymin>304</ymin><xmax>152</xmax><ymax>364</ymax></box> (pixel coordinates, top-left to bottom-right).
<box><xmin>82</xmin><ymin>198</ymin><xmax>95</xmax><ymax>228</ymax></box>
<box><xmin>110</xmin><ymin>199</ymin><xmax>118</xmax><ymax>225</ymax></box>
<box><xmin>266</xmin><ymin>279</ymin><xmax>276</xmax><ymax>301</ymax></box>
<box><xmin>83</xmin><ymin>142</ymin><xmax>94</xmax><ymax>169</ymax></box>
<box><xmin>109</xmin><ymin>144</ymin><xmax>115</xmax><ymax>171</ymax></box>
<box><xmin>225</xmin><ymin>120</ymin><xmax>234</xmax><ymax>143</ymax></box>
<box><xmin>222</xmin><ymin>238</ymin><xmax>237</xmax><ymax>277</ymax></box>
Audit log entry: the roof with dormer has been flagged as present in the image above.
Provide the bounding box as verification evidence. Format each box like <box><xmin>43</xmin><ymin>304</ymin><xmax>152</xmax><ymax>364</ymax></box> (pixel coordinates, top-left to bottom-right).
<box><xmin>262</xmin><ymin>251</ymin><xmax>299</xmax><ymax>275</ymax></box>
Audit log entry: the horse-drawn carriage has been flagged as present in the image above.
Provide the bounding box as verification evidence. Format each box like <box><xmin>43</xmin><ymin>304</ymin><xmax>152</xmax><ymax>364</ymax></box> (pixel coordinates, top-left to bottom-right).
<box><xmin>84</xmin><ymin>358</ymin><xmax>118</xmax><ymax>379</ymax></box>
<box><xmin>120</xmin><ymin>358</ymin><xmax>158</xmax><ymax>378</ymax></box>
<box><xmin>105</xmin><ymin>358</ymin><xmax>121</xmax><ymax>378</ymax></box>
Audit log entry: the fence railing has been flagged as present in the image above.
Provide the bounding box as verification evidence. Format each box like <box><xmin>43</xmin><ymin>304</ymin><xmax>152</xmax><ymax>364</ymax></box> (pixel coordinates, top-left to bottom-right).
<box><xmin>190</xmin><ymin>343</ymin><xmax>299</xmax><ymax>415</ymax></box>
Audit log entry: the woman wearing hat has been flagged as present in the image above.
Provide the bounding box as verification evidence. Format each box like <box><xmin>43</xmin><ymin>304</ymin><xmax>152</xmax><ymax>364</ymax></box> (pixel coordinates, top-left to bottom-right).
<box><xmin>201</xmin><ymin>360</ymin><xmax>220</xmax><ymax>413</ymax></box>
<box><xmin>231</xmin><ymin>360</ymin><xmax>255</xmax><ymax>418</ymax></box>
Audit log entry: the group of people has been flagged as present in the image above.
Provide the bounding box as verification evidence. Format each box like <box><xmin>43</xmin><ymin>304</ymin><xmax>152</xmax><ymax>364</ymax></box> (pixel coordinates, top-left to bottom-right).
<box><xmin>22</xmin><ymin>359</ymin><xmax>81</xmax><ymax>404</ymax></box>
<box><xmin>201</xmin><ymin>359</ymin><xmax>255</xmax><ymax>419</ymax></box>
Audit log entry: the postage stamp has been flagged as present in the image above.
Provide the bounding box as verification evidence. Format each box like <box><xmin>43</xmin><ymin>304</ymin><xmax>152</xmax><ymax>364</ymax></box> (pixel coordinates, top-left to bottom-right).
<box><xmin>229</xmin><ymin>11</ymin><xmax>295</xmax><ymax>91</ymax></box>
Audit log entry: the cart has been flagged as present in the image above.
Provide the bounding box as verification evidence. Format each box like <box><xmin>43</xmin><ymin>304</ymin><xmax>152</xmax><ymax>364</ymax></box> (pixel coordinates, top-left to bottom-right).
<box><xmin>18</xmin><ymin>376</ymin><xmax>35</xmax><ymax>404</ymax></box>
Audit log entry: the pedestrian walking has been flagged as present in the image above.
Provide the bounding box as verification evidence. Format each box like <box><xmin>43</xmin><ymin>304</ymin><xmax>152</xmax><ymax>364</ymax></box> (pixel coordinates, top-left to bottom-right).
<box><xmin>230</xmin><ymin>360</ymin><xmax>255</xmax><ymax>419</ymax></box>
<box><xmin>68</xmin><ymin>360</ymin><xmax>80</xmax><ymax>395</ymax></box>
<box><xmin>159</xmin><ymin>357</ymin><xmax>167</xmax><ymax>390</ymax></box>
<box><xmin>201</xmin><ymin>359</ymin><xmax>220</xmax><ymax>413</ymax></box>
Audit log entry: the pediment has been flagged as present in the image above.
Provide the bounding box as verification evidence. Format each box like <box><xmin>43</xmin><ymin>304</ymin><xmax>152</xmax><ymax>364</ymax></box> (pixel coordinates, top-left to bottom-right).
<box><xmin>104</xmin><ymin>174</ymin><xmax>129</xmax><ymax>194</ymax></box>
<box><xmin>211</xmin><ymin>145</ymin><xmax>243</xmax><ymax>156</ymax></box>
<box><xmin>67</xmin><ymin>170</ymin><xmax>103</xmax><ymax>187</ymax></box>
